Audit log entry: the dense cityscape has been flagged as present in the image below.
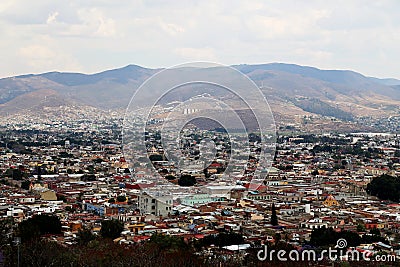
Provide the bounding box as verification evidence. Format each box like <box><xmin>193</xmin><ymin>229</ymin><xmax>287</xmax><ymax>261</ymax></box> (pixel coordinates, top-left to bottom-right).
<box><xmin>1</xmin><ymin>114</ymin><xmax>400</xmax><ymax>266</ymax></box>
<box><xmin>2</xmin><ymin>2</ymin><xmax>400</xmax><ymax>266</ymax></box>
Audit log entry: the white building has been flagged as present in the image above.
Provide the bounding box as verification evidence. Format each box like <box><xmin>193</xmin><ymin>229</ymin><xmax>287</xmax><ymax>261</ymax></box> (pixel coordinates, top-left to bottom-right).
<box><xmin>137</xmin><ymin>191</ymin><xmax>173</xmax><ymax>217</ymax></box>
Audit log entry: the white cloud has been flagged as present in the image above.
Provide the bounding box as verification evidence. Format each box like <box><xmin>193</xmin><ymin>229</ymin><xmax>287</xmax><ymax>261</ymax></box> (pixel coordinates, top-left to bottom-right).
<box><xmin>19</xmin><ymin>44</ymin><xmax>82</xmax><ymax>73</ymax></box>
<box><xmin>0</xmin><ymin>0</ymin><xmax>14</xmax><ymax>13</ymax></box>
<box><xmin>0</xmin><ymin>1</ymin><xmax>399</xmax><ymax>79</ymax></box>
<box><xmin>160</xmin><ymin>22</ymin><xmax>185</xmax><ymax>36</ymax></box>
<box><xmin>174</xmin><ymin>47</ymin><xmax>217</xmax><ymax>61</ymax></box>
<box><xmin>77</xmin><ymin>8</ymin><xmax>117</xmax><ymax>37</ymax></box>
<box><xmin>46</xmin><ymin>11</ymin><xmax>59</xmax><ymax>24</ymax></box>
<box><xmin>95</xmin><ymin>16</ymin><xmax>116</xmax><ymax>37</ymax></box>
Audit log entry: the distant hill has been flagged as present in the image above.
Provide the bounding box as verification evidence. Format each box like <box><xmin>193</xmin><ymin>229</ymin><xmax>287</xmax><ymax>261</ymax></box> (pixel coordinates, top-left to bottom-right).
<box><xmin>1</xmin><ymin>63</ymin><xmax>399</xmax><ymax>127</ymax></box>
<box><xmin>368</xmin><ymin>77</ymin><xmax>400</xmax><ymax>86</ymax></box>
<box><xmin>235</xmin><ymin>63</ymin><xmax>367</xmax><ymax>84</ymax></box>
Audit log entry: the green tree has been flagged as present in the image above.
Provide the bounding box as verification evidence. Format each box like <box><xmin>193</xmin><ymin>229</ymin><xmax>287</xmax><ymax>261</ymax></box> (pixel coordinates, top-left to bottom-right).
<box><xmin>199</xmin><ymin>232</ymin><xmax>244</xmax><ymax>249</ymax></box>
<box><xmin>149</xmin><ymin>154</ymin><xmax>163</xmax><ymax>161</ymax></box>
<box><xmin>18</xmin><ymin>214</ymin><xmax>61</xmax><ymax>242</ymax></box>
<box><xmin>370</xmin><ymin>227</ymin><xmax>381</xmax><ymax>236</ymax></box>
<box><xmin>0</xmin><ymin>217</ymin><xmax>14</xmax><ymax>246</ymax></box>
<box><xmin>5</xmin><ymin>168</ymin><xmax>23</xmax><ymax>180</ymax></box>
<box><xmin>310</xmin><ymin>227</ymin><xmax>336</xmax><ymax>246</ymax></box>
<box><xmin>58</xmin><ymin>195</ymin><xmax>67</xmax><ymax>202</ymax></box>
<box><xmin>94</xmin><ymin>158</ymin><xmax>103</xmax><ymax>164</ymax></box>
<box><xmin>178</xmin><ymin>174</ymin><xmax>196</xmax><ymax>186</ymax></box>
<box><xmin>357</xmin><ymin>223</ymin><xmax>366</xmax><ymax>232</ymax></box>
<box><xmin>165</xmin><ymin>175</ymin><xmax>176</xmax><ymax>181</ymax></box>
<box><xmin>100</xmin><ymin>219</ymin><xmax>123</xmax><ymax>239</ymax></box>
<box><xmin>270</xmin><ymin>203</ymin><xmax>278</xmax><ymax>226</ymax></box>
<box><xmin>81</xmin><ymin>174</ymin><xmax>96</xmax><ymax>181</ymax></box>
<box><xmin>149</xmin><ymin>233</ymin><xmax>188</xmax><ymax>252</ymax></box>
<box><xmin>366</xmin><ymin>174</ymin><xmax>400</xmax><ymax>202</ymax></box>
<box><xmin>20</xmin><ymin>180</ymin><xmax>31</xmax><ymax>190</ymax></box>
<box><xmin>116</xmin><ymin>195</ymin><xmax>127</xmax><ymax>202</ymax></box>
<box><xmin>159</xmin><ymin>168</ymin><xmax>168</xmax><ymax>175</ymax></box>
<box><xmin>18</xmin><ymin>219</ymin><xmax>40</xmax><ymax>241</ymax></box>
<box><xmin>274</xmin><ymin>232</ymin><xmax>281</xmax><ymax>242</ymax></box>
<box><xmin>362</xmin><ymin>233</ymin><xmax>387</xmax><ymax>244</ymax></box>
<box><xmin>310</xmin><ymin>227</ymin><xmax>362</xmax><ymax>247</ymax></box>
<box><xmin>76</xmin><ymin>227</ymin><xmax>96</xmax><ymax>245</ymax></box>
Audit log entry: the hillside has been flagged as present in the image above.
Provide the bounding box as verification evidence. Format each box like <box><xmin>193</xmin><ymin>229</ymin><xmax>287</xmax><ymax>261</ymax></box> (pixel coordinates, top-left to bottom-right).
<box><xmin>1</xmin><ymin>63</ymin><xmax>399</xmax><ymax>131</ymax></box>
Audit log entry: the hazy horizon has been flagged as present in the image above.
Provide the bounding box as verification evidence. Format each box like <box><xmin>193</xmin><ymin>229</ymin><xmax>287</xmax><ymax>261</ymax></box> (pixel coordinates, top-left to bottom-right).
<box><xmin>1</xmin><ymin>1</ymin><xmax>399</xmax><ymax>79</ymax></box>
<box><xmin>1</xmin><ymin>61</ymin><xmax>399</xmax><ymax>81</ymax></box>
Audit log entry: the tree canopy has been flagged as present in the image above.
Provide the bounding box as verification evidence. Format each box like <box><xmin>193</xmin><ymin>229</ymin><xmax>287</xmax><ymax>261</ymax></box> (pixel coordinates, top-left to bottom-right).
<box><xmin>116</xmin><ymin>195</ymin><xmax>127</xmax><ymax>202</ymax></box>
<box><xmin>149</xmin><ymin>233</ymin><xmax>188</xmax><ymax>252</ymax></box>
<box><xmin>76</xmin><ymin>227</ymin><xmax>96</xmax><ymax>245</ymax></box>
<box><xmin>310</xmin><ymin>227</ymin><xmax>386</xmax><ymax>247</ymax></box>
<box><xmin>366</xmin><ymin>174</ymin><xmax>400</xmax><ymax>202</ymax></box>
<box><xmin>18</xmin><ymin>214</ymin><xmax>61</xmax><ymax>242</ymax></box>
<box><xmin>100</xmin><ymin>219</ymin><xmax>123</xmax><ymax>239</ymax></box>
<box><xmin>270</xmin><ymin>203</ymin><xmax>278</xmax><ymax>226</ymax></box>
<box><xmin>178</xmin><ymin>174</ymin><xmax>196</xmax><ymax>186</ymax></box>
<box><xmin>197</xmin><ymin>232</ymin><xmax>244</xmax><ymax>249</ymax></box>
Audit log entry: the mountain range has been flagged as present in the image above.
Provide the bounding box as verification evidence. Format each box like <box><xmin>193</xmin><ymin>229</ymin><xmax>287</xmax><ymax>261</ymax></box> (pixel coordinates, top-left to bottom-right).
<box><xmin>1</xmin><ymin>63</ymin><xmax>400</xmax><ymax>130</ymax></box>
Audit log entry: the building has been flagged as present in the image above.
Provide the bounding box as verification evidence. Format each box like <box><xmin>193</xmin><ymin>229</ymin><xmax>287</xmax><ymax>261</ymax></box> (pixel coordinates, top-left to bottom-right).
<box><xmin>137</xmin><ymin>192</ymin><xmax>173</xmax><ymax>217</ymax></box>
<box><xmin>181</xmin><ymin>194</ymin><xmax>212</xmax><ymax>206</ymax></box>
<box><xmin>40</xmin><ymin>190</ymin><xmax>57</xmax><ymax>201</ymax></box>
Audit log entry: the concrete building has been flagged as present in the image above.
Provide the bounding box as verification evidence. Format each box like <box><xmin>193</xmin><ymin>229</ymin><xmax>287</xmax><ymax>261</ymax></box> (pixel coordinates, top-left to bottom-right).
<box><xmin>181</xmin><ymin>194</ymin><xmax>212</xmax><ymax>206</ymax></box>
<box><xmin>137</xmin><ymin>192</ymin><xmax>173</xmax><ymax>217</ymax></box>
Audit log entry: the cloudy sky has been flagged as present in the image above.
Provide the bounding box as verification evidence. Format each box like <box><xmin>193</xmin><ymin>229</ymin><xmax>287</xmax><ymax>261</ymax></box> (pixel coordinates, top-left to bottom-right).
<box><xmin>1</xmin><ymin>0</ymin><xmax>399</xmax><ymax>79</ymax></box>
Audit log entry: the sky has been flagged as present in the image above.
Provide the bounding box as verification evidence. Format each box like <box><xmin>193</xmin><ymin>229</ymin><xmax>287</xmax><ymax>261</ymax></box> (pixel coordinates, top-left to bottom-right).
<box><xmin>1</xmin><ymin>0</ymin><xmax>399</xmax><ymax>79</ymax></box>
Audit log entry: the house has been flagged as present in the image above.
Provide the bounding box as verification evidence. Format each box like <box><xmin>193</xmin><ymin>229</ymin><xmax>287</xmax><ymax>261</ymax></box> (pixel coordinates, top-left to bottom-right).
<box><xmin>300</xmin><ymin>217</ymin><xmax>331</xmax><ymax>229</ymax></box>
<box><xmin>40</xmin><ymin>190</ymin><xmax>58</xmax><ymax>201</ymax></box>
